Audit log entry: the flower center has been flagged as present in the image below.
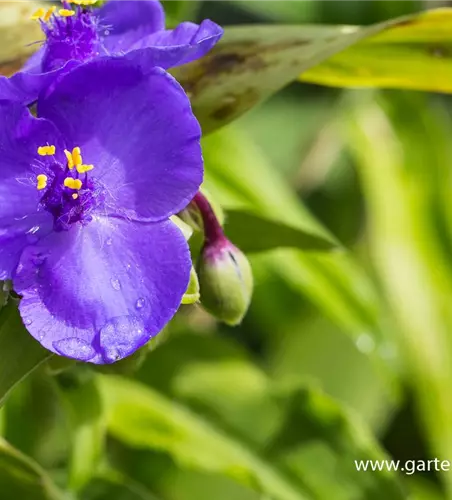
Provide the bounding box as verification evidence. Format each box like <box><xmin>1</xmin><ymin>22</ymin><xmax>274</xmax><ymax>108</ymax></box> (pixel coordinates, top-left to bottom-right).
<box><xmin>32</xmin><ymin>2</ymin><xmax>103</xmax><ymax>72</ymax></box>
<box><xmin>34</xmin><ymin>144</ymin><xmax>105</xmax><ymax>232</ymax></box>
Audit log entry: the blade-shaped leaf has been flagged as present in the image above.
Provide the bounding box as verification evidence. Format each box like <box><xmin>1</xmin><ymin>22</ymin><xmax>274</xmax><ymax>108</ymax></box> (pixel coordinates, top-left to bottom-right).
<box><xmin>302</xmin><ymin>9</ymin><xmax>452</xmax><ymax>92</ymax></box>
<box><xmin>172</xmin><ymin>24</ymin><xmax>375</xmax><ymax>133</ymax></box>
<box><xmin>172</xmin><ymin>9</ymin><xmax>452</xmax><ymax>134</ymax></box>
<box><xmin>0</xmin><ymin>301</ymin><xmax>51</xmax><ymax>407</ymax></box>
<box><xmin>224</xmin><ymin>209</ymin><xmax>337</xmax><ymax>253</ymax></box>
<box><xmin>0</xmin><ymin>437</ymin><xmax>63</xmax><ymax>500</ymax></box>
<box><xmin>100</xmin><ymin>374</ymin><xmax>309</xmax><ymax>500</ymax></box>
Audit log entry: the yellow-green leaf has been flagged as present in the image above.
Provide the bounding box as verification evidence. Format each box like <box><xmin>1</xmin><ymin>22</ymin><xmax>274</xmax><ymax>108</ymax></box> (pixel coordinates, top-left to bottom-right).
<box><xmin>302</xmin><ymin>8</ymin><xmax>452</xmax><ymax>92</ymax></box>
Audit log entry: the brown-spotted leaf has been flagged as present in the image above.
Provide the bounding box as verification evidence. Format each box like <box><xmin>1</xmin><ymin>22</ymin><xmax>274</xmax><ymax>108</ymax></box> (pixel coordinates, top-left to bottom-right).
<box><xmin>172</xmin><ymin>9</ymin><xmax>452</xmax><ymax>134</ymax></box>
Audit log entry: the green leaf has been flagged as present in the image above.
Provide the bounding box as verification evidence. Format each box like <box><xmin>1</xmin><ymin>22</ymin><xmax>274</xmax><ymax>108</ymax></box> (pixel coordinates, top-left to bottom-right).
<box><xmin>161</xmin><ymin>0</ymin><xmax>200</xmax><ymax>27</ymax></box>
<box><xmin>172</xmin><ymin>24</ymin><xmax>375</xmax><ymax>134</ymax></box>
<box><xmin>172</xmin><ymin>9</ymin><xmax>452</xmax><ymax>134</ymax></box>
<box><xmin>342</xmin><ymin>90</ymin><xmax>452</xmax><ymax>496</ymax></box>
<box><xmin>224</xmin><ymin>209</ymin><xmax>337</xmax><ymax>253</ymax></box>
<box><xmin>0</xmin><ymin>437</ymin><xmax>63</xmax><ymax>499</ymax></box>
<box><xmin>100</xmin><ymin>374</ymin><xmax>310</xmax><ymax>500</ymax></box>
<box><xmin>57</xmin><ymin>374</ymin><xmax>106</xmax><ymax>492</ymax></box>
<box><xmin>0</xmin><ymin>301</ymin><xmax>51</xmax><ymax>407</ymax></box>
<box><xmin>267</xmin><ymin>385</ymin><xmax>406</xmax><ymax>500</ymax></box>
<box><xmin>176</xmin><ymin>361</ymin><xmax>406</xmax><ymax>499</ymax></box>
<box><xmin>302</xmin><ymin>9</ymin><xmax>452</xmax><ymax>92</ymax></box>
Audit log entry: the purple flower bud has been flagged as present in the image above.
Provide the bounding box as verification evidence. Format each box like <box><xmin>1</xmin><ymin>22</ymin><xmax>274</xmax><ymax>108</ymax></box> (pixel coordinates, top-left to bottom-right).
<box><xmin>193</xmin><ymin>192</ymin><xmax>253</xmax><ymax>325</ymax></box>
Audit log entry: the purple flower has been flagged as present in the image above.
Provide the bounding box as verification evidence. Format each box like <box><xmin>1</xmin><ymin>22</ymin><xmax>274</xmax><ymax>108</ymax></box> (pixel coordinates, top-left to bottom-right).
<box><xmin>0</xmin><ymin>57</ymin><xmax>203</xmax><ymax>363</ymax></box>
<box><xmin>1</xmin><ymin>0</ymin><xmax>223</xmax><ymax>104</ymax></box>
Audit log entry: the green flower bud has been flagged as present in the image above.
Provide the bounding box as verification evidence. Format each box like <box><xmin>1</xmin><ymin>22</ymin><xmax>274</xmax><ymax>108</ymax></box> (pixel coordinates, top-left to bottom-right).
<box><xmin>198</xmin><ymin>238</ymin><xmax>253</xmax><ymax>326</ymax></box>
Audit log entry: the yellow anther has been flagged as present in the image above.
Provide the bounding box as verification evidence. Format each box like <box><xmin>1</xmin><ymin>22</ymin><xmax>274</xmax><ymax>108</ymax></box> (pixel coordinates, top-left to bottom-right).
<box><xmin>71</xmin><ymin>0</ymin><xmax>97</xmax><ymax>5</ymax></box>
<box><xmin>58</xmin><ymin>8</ymin><xmax>76</xmax><ymax>17</ymax></box>
<box><xmin>36</xmin><ymin>174</ymin><xmax>48</xmax><ymax>190</ymax></box>
<box><xmin>72</xmin><ymin>147</ymin><xmax>82</xmax><ymax>166</ymax></box>
<box><xmin>64</xmin><ymin>177</ymin><xmax>82</xmax><ymax>190</ymax></box>
<box><xmin>72</xmin><ymin>193</ymin><xmax>79</xmax><ymax>200</ymax></box>
<box><xmin>38</xmin><ymin>145</ymin><xmax>56</xmax><ymax>156</ymax></box>
<box><xmin>76</xmin><ymin>164</ymin><xmax>94</xmax><ymax>174</ymax></box>
<box><xmin>43</xmin><ymin>6</ymin><xmax>56</xmax><ymax>22</ymax></box>
<box><xmin>64</xmin><ymin>149</ymin><xmax>74</xmax><ymax>169</ymax></box>
<box><xmin>30</xmin><ymin>8</ymin><xmax>45</xmax><ymax>20</ymax></box>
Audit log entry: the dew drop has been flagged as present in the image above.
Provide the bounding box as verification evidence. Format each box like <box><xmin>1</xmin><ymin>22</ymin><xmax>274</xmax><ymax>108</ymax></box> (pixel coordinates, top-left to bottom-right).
<box><xmin>106</xmin><ymin>237</ymin><xmax>112</xmax><ymax>246</ymax></box>
<box><xmin>53</xmin><ymin>337</ymin><xmax>96</xmax><ymax>361</ymax></box>
<box><xmin>135</xmin><ymin>298</ymin><xmax>145</xmax><ymax>310</ymax></box>
<box><xmin>24</xmin><ymin>318</ymin><xmax>32</xmax><ymax>326</ymax></box>
<box><xmin>110</xmin><ymin>277</ymin><xmax>121</xmax><ymax>290</ymax></box>
<box><xmin>355</xmin><ymin>333</ymin><xmax>375</xmax><ymax>354</ymax></box>
<box><xmin>98</xmin><ymin>315</ymin><xmax>147</xmax><ymax>363</ymax></box>
<box><xmin>26</xmin><ymin>225</ymin><xmax>40</xmax><ymax>235</ymax></box>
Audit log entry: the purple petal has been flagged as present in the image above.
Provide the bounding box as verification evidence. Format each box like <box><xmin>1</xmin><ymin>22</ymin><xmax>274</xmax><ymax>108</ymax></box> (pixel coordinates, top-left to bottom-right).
<box><xmin>22</xmin><ymin>47</ymin><xmax>45</xmax><ymax>73</ymax></box>
<box><xmin>99</xmin><ymin>0</ymin><xmax>165</xmax><ymax>53</ymax></box>
<box><xmin>0</xmin><ymin>61</ymin><xmax>77</xmax><ymax>105</ymax></box>
<box><xmin>38</xmin><ymin>57</ymin><xmax>203</xmax><ymax>221</ymax></box>
<box><xmin>126</xmin><ymin>20</ymin><xmax>223</xmax><ymax>69</ymax></box>
<box><xmin>14</xmin><ymin>216</ymin><xmax>191</xmax><ymax>364</ymax></box>
<box><xmin>0</xmin><ymin>102</ymin><xmax>61</xmax><ymax>278</ymax></box>
<box><xmin>0</xmin><ymin>214</ymin><xmax>50</xmax><ymax>281</ymax></box>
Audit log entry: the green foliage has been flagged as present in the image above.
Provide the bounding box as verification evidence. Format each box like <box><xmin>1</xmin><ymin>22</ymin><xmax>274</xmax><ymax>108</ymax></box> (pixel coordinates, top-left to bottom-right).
<box><xmin>0</xmin><ymin>301</ymin><xmax>51</xmax><ymax>407</ymax></box>
<box><xmin>0</xmin><ymin>437</ymin><xmax>63</xmax><ymax>500</ymax></box>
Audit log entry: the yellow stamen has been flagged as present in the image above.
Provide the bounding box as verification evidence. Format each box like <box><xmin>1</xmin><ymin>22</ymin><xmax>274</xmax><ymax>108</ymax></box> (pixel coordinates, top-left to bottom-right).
<box><xmin>72</xmin><ymin>147</ymin><xmax>82</xmax><ymax>166</ymax></box>
<box><xmin>76</xmin><ymin>164</ymin><xmax>94</xmax><ymax>174</ymax></box>
<box><xmin>64</xmin><ymin>149</ymin><xmax>74</xmax><ymax>169</ymax></box>
<box><xmin>64</xmin><ymin>177</ymin><xmax>82</xmax><ymax>190</ymax></box>
<box><xmin>30</xmin><ymin>8</ymin><xmax>45</xmax><ymax>20</ymax></box>
<box><xmin>43</xmin><ymin>6</ymin><xmax>56</xmax><ymax>22</ymax></box>
<box><xmin>36</xmin><ymin>174</ymin><xmax>48</xmax><ymax>190</ymax></box>
<box><xmin>37</xmin><ymin>145</ymin><xmax>56</xmax><ymax>156</ymax></box>
<box><xmin>72</xmin><ymin>193</ymin><xmax>79</xmax><ymax>200</ymax></box>
<box><xmin>59</xmin><ymin>8</ymin><xmax>76</xmax><ymax>17</ymax></box>
<box><xmin>71</xmin><ymin>0</ymin><xmax>97</xmax><ymax>5</ymax></box>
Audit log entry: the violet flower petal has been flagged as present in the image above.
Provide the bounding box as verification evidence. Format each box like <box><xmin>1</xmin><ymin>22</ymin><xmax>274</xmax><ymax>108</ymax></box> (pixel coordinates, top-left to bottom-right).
<box><xmin>126</xmin><ymin>20</ymin><xmax>224</xmax><ymax>69</ymax></box>
<box><xmin>0</xmin><ymin>102</ymin><xmax>61</xmax><ymax>278</ymax></box>
<box><xmin>38</xmin><ymin>58</ymin><xmax>203</xmax><ymax>221</ymax></box>
<box><xmin>99</xmin><ymin>0</ymin><xmax>165</xmax><ymax>53</ymax></box>
<box><xmin>14</xmin><ymin>217</ymin><xmax>190</xmax><ymax>363</ymax></box>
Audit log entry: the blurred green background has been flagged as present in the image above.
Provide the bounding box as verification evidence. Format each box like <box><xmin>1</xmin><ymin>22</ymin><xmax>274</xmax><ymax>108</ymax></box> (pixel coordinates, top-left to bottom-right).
<box><xmin>4</xmin><ymin>1</ymin><xmax>452</xmax><ymax>499</ymax></box>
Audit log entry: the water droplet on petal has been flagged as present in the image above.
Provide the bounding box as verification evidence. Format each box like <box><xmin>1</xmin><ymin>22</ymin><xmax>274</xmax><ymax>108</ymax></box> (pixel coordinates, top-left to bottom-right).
<box><xmin>135</xmin><ymin>298</ymin><xmax>145</xmax><ymax>310</ymax></box>
<box><xmin>355</xmin><ymin>333</ymin><xmax>375</xmax><ymax>354</ymax></box>
<box><xmin>24</xmin><ymin>318</ymin><xmax>32</xmax><ymax>326</ymax></box>
<box><xmin>110</xmin><ymin>277</ymin><xmax>121</xmax><ymax>291</ymax></box>
<box><xmin>26</xmin><ymin>226</ymin><xmax>40</xmax><ymax>235</ymax></box>
<box><xmin>106</xmin><ymin>238</ymin><xmax>112</xmax><ymax>246</ymax></box>
<box><xmin>98</xmin><ymin>315</ymin><xmax>147</xmax><ymax>363</ymax></box>
<box><xmin>53</xmin><ymin>337</ymin><xmax>96</xmax><ymax>361</ymax></box>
